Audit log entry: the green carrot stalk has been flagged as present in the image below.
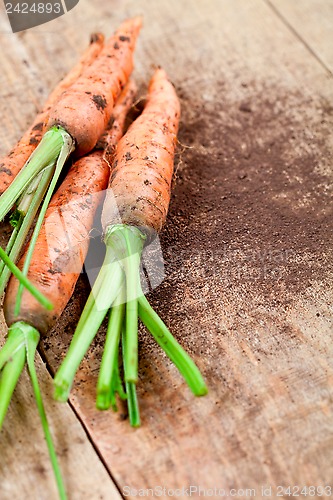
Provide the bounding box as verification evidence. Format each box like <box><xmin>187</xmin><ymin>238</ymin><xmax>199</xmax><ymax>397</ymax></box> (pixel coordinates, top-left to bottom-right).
<box><xmin>96</xmin><ymin>289</ymin><xmax>126</xmax><ymax>411</ymax></box>
<box><xmin>0</xmin><ymin>127</ymin><xmax>66</xmax><ymax>221</ymax></box>
<box><xmin>54</xmin><ymin>247</ymin><xmax>124</xmax><ymax>402</ymax></box>
<box><xmin>54</xmin><ymin>224</ymin><xmax>208</xmax><ymax>426</ymax></box>
<box><xmin>14</xmin><ymin>130</ymin><xmax>74</xmax><ymax>314</ymax></box>
<box><xmin>0</xmin><ymin>247</ymin><xmax>53</xmax><ymax>310</ymax></box>
<box><xmin>138</xmin><ymin>295</ymin><xmax>208</xmax><ymax>396</ymax></box>
<box><xmin>122</xmin><ymin>326</ymin><xmax>140</xmax><ymax>427</ymax></box>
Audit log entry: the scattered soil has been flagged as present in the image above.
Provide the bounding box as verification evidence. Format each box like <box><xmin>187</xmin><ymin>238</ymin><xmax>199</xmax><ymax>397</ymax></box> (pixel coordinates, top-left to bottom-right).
<box><xmin>162</xmin><ymin>80</ymin><xmax>332</xmax><ymax>299</ymax></box>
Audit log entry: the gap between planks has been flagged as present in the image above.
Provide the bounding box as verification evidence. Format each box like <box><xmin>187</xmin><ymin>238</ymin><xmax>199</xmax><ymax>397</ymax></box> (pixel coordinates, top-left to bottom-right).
<box><xmin>265</xmin><ymin>0</ymin><xmax>333</xmax><ymax>77</ymax></box>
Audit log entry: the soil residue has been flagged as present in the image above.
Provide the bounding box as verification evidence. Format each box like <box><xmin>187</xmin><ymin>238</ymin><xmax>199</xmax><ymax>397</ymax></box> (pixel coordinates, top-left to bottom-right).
<box><xmin>159</xmin><ymin>81</ymin><xmax>332</xmax><ymax>300</ymax></box>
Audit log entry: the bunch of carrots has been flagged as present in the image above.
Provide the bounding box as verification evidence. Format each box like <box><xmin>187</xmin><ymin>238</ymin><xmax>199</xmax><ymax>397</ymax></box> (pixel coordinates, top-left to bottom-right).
<box><xmin>0</xmin><ymin>17</ymin><xmax>207</xmax><ymax>499</ymax></box>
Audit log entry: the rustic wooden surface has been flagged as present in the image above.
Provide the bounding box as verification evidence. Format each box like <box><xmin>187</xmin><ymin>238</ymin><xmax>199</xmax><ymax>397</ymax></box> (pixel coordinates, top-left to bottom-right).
<box><xmin>0</xmin><ymin>0</ymin><xmax>332</xmax><ymax>499</ymax></box>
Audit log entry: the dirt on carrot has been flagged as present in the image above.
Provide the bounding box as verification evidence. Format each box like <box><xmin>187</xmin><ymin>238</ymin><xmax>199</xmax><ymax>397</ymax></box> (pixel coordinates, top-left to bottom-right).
<box><xmin>0</xmin><ymin>33</ymin><xmax>104</xmax><ymax>196</ymax></box>
<box><xmin>46</xmin><ymin>17</ymin><xmax>142</xmax><ymax>157</ymax></box>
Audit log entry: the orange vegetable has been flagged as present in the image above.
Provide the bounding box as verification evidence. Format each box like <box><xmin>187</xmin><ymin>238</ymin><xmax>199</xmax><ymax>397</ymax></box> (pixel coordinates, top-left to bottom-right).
<box><xmin>4</xmin><ymin>81</ymin><xmax>136</xmax><ymax>334</ymax></box>
<box><xmin>54</xmin><ymin>69</ymin><xmax>207</xmax><ymax>428</ymax></box>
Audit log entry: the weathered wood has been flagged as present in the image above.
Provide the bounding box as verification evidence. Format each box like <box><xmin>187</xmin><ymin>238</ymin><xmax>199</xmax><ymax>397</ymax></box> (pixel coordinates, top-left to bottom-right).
<box><xmin>1</xmin><ymin>0</ymin><xmax>333</xmax><ymax>497</ymax></box>
<box><xmin>267</xmin><ymin>0</ymin><xmax>333</xmax><ymax>74</ymax></box>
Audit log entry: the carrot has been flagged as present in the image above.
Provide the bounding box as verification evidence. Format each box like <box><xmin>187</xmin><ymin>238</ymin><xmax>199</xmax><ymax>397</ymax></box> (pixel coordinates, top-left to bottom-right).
<box><xmin>1</xmin><ymin>17</ymin><xmax>141</xmax><ymax>216</ymax></box>
<box><xmin>54</xmin><ymin>69</ymin><xmax>207</xmax><ymax>427</ymax></box>
<box><xmin>4</xmin><ymin>80</ymin><xmax>137</xmax><ymax>334</ymax></box>
<box><xmin>0</xmin><ymin>82</ymin><xmax>136</xmax><ymax>499</ymax></box>
<box><xmin>0</xmin><ymin>17</ymin><xmax>141</xmax><ymax>298</ymax></box>
<box><xmin>0</xmin><ymin>33</ymin><xmax>104</xmax><ymax>196</ymax></box>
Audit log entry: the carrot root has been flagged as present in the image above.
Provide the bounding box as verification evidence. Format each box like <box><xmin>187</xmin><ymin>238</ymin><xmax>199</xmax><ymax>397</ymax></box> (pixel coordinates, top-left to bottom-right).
<box><xmin>0</xmin><ymin>247</ymin><xmax>53</xmax><ymax>310</ymax></box>
<box><xmin>0</xmin><ymin>32</ymin><xmax>104</xmax><ymax>195</ymax></box>
<box><xmin>0</xmin><ymin>126</ymin><xmax>74</xmax><ymax>296</ymax></box>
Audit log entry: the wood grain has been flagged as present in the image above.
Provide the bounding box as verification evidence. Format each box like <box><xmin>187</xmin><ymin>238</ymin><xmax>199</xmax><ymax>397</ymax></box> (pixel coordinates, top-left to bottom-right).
<box><xmin>0</xmin><ymin>0</ymin><xmax>332</xmax><ymax>498</ymax></box>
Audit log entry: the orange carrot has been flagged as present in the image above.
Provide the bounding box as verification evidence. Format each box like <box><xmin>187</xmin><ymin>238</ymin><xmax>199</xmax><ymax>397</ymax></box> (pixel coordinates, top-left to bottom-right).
<box><xmin>0</xmin><ymin>33</ymin><xmax>104</xmax><ymax>195</ymax></box>
<box><xmin>54</xmin><ymin>69</ymin><xmax>207</xmax><ymax>427</ymax></box>
<box><xmin>0</xmin><ymin>82</ymin><xmax>135</xmax><ymax>498</ymax></box>
<box><xmin>101</xmin><ymin>68</ymin><xmax>180</xmax><ymax>236</ymax></box>
<box><xmin>0</xmin><ymin>18</ymin><xmax>141</xmax><ymax>300</ymax></box>
<box><xmin>4</xmin><ymin>81</ymin><xmax>136</xmax><ymax>334</ymax></box>
<box><xmin>46</xmin><ymin>17</ymin><xmax>142</xmax><ymax>157</ymax></box>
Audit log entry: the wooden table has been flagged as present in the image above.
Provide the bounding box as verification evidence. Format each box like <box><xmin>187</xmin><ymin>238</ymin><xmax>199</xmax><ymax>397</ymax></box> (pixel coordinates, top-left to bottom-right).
<box><xmin>0</xmin><ymin>0</ymin><xmax>332</xmax><ymax>498</ymax></box>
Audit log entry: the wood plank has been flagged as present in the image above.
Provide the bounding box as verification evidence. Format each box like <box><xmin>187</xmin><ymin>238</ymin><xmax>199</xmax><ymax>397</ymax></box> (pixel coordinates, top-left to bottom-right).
<box><xmin>1</xmin><ymin>0</ymin><xmax>333</xmax><ymax>496</ymax></box>
<box><xmin>40</xmin><ymin>0</ymin><xmax>333</xmax><ymax>494</ymax></box>
<box><xmin>267</xmin><ymin>0</ymin><xmax>333</xmax><ymax>74</ymax></box>
<box><xmin>0</xmin><ymin>316</ymin><xmax>122</xmax><ymax>499</ymax></box>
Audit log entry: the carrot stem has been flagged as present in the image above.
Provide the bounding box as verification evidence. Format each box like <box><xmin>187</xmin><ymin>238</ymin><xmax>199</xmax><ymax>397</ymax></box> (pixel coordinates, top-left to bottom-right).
<box><xmin>124</xmin><ymin>381</ymin><xmax>140</xmax><ymax>427</ymax></box>
<box><xmin>0</xmin><ymin>169</ymin><xmax>52</xmax><ymax>296</ymax></box>
<box><xmin>0</xmin><ymin>322</ymin><xmax>67</xmax><ymax>499</ymax></box>
<box><xmin>122</xmin><ymin>328</ymin><xmax>140</xmax><ymax>427</ymax></box>
<box><xmin>119</xmin><ymin>226</ymin><xmax>145</xmax><ymax>383</ymax></box>
<box><xmin>24</xmin><ymin>327</ymin><xmax>67</xmax><ymax>500</ymax></box>
<box><xmin>138</xmin><ymin>294</ymin><xmax>208</xmax><ymax>397</ymax></box>
<box><xmin>54</xmin><ymin>223</ymin><xmax>207</xmax><ymax>424</ymax></box>
<box><xmin>0</xmin><ymin>330</ymin><xmax>26</xmax><ymax>427</ymax></box>
<box><xmin>0</xmin><ymin>221</ymin><xmax>20</xmax><ymax>275</ymax></box>
<box><xmin>53</xmin><ymin>249</ymin><xmax>123</xmax><ymax>402</ymax></box>
<box><xmin>15</xmin><ymin>130</ymin><xmax>74</xmax><ymax>314</ymax></box>
<box><xmin>0</xmin><ymin>323</ymin><xmax>40</xmax><ymax>428</ymax></box>
<box><xmin>0</xmin><ymin>126</ymin><xmax>66</xmax><ymax>221</ymax></box>
<box><xmin>0</xmin><ymin>126</ymin><xmax>73</xmax><ymax>300</ymax></box>
<box><xmin>96</xmin><ymin>289</ymin><xmax>126</xmax><ymax>411</ymax></box>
